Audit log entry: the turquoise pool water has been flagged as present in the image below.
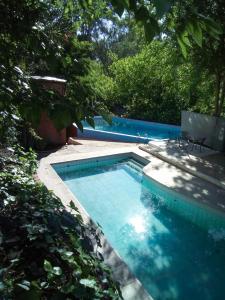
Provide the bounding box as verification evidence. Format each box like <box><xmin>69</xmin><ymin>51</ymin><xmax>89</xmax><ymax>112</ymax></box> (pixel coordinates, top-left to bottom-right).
<box><xmin>54</xmin><ymin>157</ymin><xmax>225</xmax><ymax>300</ymax></box>
<box><xmin>89</xmin><ymin>122</ymin><xmax>178</xmax><ymax>139</ymax></box>
<box><xmin>80</xmin><ymin>116</ymin><xmax>180</xmax><ymax>142</ymax></box>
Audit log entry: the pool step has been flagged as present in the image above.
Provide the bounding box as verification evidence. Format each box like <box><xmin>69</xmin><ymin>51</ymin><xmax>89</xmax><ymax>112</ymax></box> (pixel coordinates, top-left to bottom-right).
<box><xmin>124</xmin><ymin>158</ymin><xmax>145</xmax><ymax>172</ymax></box>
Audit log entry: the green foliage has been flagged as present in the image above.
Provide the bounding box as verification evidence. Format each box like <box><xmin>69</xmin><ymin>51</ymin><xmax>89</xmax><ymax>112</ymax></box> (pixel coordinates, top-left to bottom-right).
<box><xmin>104</xmin><ymin>41</ymin><xmax>213</xmax><ymax>124</ymax></box>
<box><xmin>0</xmin><ymin>148</ymin><xmax>122</xmax><ymax>299</ymax></box>
<box><xmin>111</xmin><ymin>0</ymin><xmax>162</xmax><ymax>40</ymax></box>
<box><xmin>93</xmin><ymin>16</ymin><xmax>145</xmax><ymax>72</ymax></box>
<box><xmin>175</xmin><ymin>11</ymin><xmax>222</xmax><ymax>58</ymax></box>
<box><xmin>109</xmin><ymin>0</ymin><xmax>222</xmax><ymax>62</ymax></box>
<box><xmin>0</xmin><ymin>0</ymin><xmax>112</xmax><ymax>136</ymax></box>
<box><xmin>0</xmin><ymin>111</ymin><xmax>19</xmax><ymax>147</ymax></box>
<box><xmin>168</xmin><ymin>0</ymin><xmax>225</xmax><ymax>116</ymax></box>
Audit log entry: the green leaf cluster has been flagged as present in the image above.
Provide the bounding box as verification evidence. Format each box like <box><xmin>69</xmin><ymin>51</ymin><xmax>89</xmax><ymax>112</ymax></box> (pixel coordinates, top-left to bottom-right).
<box><xmin>103</xmin><ymin>41</ymin><xmax>214</xmax><ymax>123</ymax></box>
<box><xmin>0</xmin><ymin>0</ymin><xmax>111</xmax><ymax>138</ymax></box>
<box><xmin>0</xmin><ymin>148</ymin><xmax>122</xmax><ymax>299</ymax></box>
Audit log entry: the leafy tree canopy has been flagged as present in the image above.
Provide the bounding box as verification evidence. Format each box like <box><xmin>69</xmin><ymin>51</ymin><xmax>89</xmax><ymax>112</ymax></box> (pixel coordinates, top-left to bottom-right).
<box><xmin>169</xmin><ymin>0</ymin><xmax>225</xmax><ymax>116</ymax></box>
<box><xmin>110</xmin><ymin>0</ymin><xmax>222</xmax><ymax>53</ymax></box>
<box><xmin>103</xmin><ymin>40</ymin><xmax>214</xmax><ymax>123</ymax></box>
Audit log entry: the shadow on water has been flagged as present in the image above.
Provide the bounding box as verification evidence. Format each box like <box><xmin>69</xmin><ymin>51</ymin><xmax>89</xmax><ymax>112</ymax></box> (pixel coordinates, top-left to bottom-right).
<box><xmin>124</xmin><ymin>182</ymin><xmax>225</xmax><ymax>300</ymax></box>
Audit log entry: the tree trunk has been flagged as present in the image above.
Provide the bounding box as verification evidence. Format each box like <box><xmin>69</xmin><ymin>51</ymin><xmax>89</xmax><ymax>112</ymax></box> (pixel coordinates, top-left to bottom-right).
<box><xmin>214</xmin><ymin>72</ymin><xmax>221</xmax><ymax>117</ymax></box>
<box><xmin>218</xmin><ymin>78</ymin><xmax>225</xmax><ymax>117</ymax></box>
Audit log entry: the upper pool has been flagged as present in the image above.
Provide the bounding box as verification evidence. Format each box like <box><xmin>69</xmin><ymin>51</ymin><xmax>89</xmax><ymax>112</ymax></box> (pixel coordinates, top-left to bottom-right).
<box><xmin>54</xmin><ymin>155</ymin><xmax>225</xmax><ymax>300</ymax></box>
<box><xmin>77</xmin><ymin>116</ymin><xmax>181</xmax><ymax>143</ymax></box>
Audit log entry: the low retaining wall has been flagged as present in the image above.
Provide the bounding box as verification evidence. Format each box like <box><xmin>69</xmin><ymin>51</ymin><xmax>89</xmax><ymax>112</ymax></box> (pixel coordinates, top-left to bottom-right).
<box><xmin>181</xmin><ymin>111</ymin><xmax>225</xmax><ymax>152</ymax></box>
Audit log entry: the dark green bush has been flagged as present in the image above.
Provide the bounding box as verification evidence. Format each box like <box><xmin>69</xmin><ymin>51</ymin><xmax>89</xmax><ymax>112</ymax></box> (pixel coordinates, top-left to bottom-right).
<box><xmin>0</xmin><ymin>148</ymin><xmax>122</xmax><ymax>299</ymax></box>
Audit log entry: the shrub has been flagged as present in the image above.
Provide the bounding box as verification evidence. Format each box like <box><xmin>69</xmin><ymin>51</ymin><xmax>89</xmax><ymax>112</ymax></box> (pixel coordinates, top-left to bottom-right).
<box><xmin>0</xmin><ymin>147</ymin><xmax>122</xmax><ymax>299</ymax></box>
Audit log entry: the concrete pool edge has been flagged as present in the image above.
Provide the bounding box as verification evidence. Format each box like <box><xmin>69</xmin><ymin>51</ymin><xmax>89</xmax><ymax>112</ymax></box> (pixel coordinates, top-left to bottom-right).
<box><xmin>37</xmin><ymin>149</ymin><xmax>153</xmax><ymax>300</ymax></box>
<box><xmin>37</xmin><ymin>146</ymin><xmax>225</xmax><ymax>299</ymax></box>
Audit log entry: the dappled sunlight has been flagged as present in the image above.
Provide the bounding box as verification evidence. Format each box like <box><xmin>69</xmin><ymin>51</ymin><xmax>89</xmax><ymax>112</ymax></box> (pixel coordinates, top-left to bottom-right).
<box><xmin>128</xmin><ymin>210</ymin><xmax>169</xmax><ymax>237</ymax></box>
<box><xmin>141</xmin><ymin>140</ymin><xmax>225</xmax><ymax>187</ymax></box>
<box><xmin>208</xmin><ymin>228</ymin><xmax>225</xmax><ymax>242</ymax></box>
<box><xmin>141</xmin><ymin>141</ymin><xmax>225</xmax><ymax>215</ymax></box>
<box><xmin>153</xmin><ymin>244</ymin><xmax>171</xmax><ymax>270</ymax></box>
<box><xmin>202</xmin><ymin>189</ymin><xmax>209</xmax><ymax>195</ymax></box>
<box><xmin>120</xmin><ymin>180</ymin><xmax>225</xmax><ymax>299</ymax></box>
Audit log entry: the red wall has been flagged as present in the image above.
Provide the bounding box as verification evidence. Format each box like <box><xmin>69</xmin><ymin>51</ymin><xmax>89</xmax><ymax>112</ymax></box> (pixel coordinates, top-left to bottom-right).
<box><xmin>37</xmin><ymin>112</ymin><xmax>67</xmax><ymax>145</ymax></box>
<box><xmin>35</xmin><ymin>79</ymin><xmax>68</xmax><ymax>145</ymax></box>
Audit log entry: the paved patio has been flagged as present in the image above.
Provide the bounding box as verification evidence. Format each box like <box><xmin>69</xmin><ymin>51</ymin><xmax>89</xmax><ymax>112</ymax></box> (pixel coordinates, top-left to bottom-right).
<box><xmin>140</xmin><ymin>140</ymin><xmax>225</xmax><ymax>190</ymax></box>
<box><xmin>38</xmin><ymin>138</ymin><xmax>135</xmax><ymax>159</ymax></box>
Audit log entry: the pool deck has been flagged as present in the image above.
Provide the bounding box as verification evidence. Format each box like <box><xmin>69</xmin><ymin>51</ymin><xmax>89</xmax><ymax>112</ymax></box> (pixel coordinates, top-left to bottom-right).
<box><xmin>37</xmin><ymin>138</ymin><xmax>225</xmax><ymax>300</ymax></box>
<box><xmin>140</xmin><ymin>140</ymin><xmax>225</xmax><ymax>190</ymax></box>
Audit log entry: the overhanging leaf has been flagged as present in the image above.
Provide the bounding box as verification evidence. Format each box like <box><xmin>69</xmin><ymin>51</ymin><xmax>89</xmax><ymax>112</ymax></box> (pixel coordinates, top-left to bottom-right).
<box><xmin>129</xmin><ymin>0</ymin><xmax>136</xmax><ymax>10</ymax></box>
<box><xmin>204</xmin><ymin>18</ymin><xmax>223</xmax><ymax>38</ymax></box>
<box><xmin>110</xmin><ymin>0</ymin><xmax>126</xmax><ymax>16</ymax></box>
<box><xmin>17</xmin><ymin>283</ymin><xmax>30</xmax><ymax>291</ymax></box>
<box><xmin>144</xmin><ymin>17</ymin><xmax>160</xmax><ymax>41</ymax></box>
<box><xmin>44</xmin><ymin>260</ymin><xmax>52</xmax><ymax>272</ymax></box>
<box><xmin>86</xmin><ymin>116</ymin><xmax>95</xmax><ymax>128</ymax></box>
<box><xmin>186</xmin><ymin>21</ymin><xmax>194</xmax><ymax>36</ymax></box>
<box><xmin>19</xmin><ymin>103</ymin><xmax>42</xmax><ymax>127</ymax></box>
<box><xmin>192</xmin><ymin>21</ymin><xmax>203</xmax><ymax>47</ymax></box>
<box><xmin>101</xmin><ymin>112</ymin><xmax>113</xmax><ymax>125</ymax></box>
<box><xmin>180</xmin><ymin>30</ymin><xmax>191</xmax><ymax>47</ymax></box>
<box><xmin>153</xmin><ymin>0</ymin><xmax>171</xmax><ymax>18</ymax></box>
<box><xmin>177</xmin><ymin>36</ymin><xmax>187</xmax><ymax>58</ymax></box>
<box><xmin>52</xmin><ymin>266</ymin><xmax>62</xmax><ymax>276</ymax></box>
<box><xmin>134</xmin><ymin>6</ymin><xmax>149</xmax><ymax>22</ymax></box>
<box><xmin>49</xmin><ymin>106</ymin><xmax>73</xmax><ymax>130</ymax></box>
<box><xmin>74</xmin><ymin>118</ymin><xmax>83</xmax><ymax>131</ymax></box>
<box><xmin>80</xmin><ymin>278</ymin><xmax>96</xmax><ymax>289</ymax></box>
<box><xmin>69</xmin><ymin>200</ymin><xmax>79</xmax><ymax>212</ymax></box>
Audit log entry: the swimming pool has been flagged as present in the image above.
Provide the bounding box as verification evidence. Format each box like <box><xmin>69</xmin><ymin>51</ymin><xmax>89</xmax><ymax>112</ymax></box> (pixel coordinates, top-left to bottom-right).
<box><xmin>54</xmin><ymin>156</ymin><xmax>225</xmax><ymax>300</ymax></box>
<box><xmin>77</xmin><ymin>116</ymin><xmax>181</xmax><ymax>143</ymax></box>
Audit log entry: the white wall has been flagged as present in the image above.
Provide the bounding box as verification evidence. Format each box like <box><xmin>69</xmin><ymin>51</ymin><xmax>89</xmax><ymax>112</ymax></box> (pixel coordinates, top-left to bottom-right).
<box><xmin>181</xmin><ymin>111</ymin><xmax>225</xmax><ymax>151</ymax></box>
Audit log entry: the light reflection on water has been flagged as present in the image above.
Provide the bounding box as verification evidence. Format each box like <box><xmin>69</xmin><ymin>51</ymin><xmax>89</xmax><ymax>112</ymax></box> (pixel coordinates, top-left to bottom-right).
<box><xmin>56</xmin><ymin>157</ymin><xmax>225</xmax><ymax>300</ymax></box>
